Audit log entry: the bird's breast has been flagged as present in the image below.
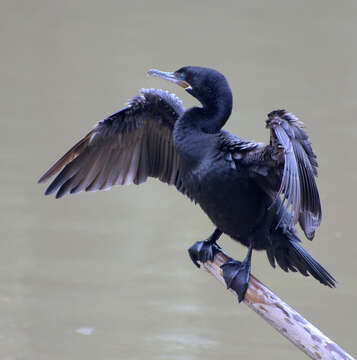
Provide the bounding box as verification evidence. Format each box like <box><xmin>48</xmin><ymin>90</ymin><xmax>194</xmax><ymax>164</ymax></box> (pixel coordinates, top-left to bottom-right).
<box><xmin>185</xmin><ymin>158</ymin><xmax>268</xmax><ymax>239</ymax></box>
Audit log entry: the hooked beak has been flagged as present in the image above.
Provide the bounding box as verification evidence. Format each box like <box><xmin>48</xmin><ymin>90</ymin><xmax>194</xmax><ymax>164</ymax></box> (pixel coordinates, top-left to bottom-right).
<box><xmin>147</xmin><ymin>69</ymin><xmax>192</xmax><ymax>90</ymax></box>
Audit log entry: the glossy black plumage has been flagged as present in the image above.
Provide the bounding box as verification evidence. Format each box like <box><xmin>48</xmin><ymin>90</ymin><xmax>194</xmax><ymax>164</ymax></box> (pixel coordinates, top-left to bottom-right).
<box><xmin>39</xmin><ymin>89</ymin><xmax>186</xmax><ymax>196</ymax></box>
<box><xmin>39</xmin><ymin>66</ymin><xmax>335</xmax><ymax>301</ymax></box>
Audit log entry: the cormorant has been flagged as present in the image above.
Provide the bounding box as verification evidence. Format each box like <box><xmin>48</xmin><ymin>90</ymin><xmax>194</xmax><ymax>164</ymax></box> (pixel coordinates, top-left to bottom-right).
<box><xmin>38</xmin><ymin>66</ymin><xmax>335</xmax><ymax>301</ymax></box>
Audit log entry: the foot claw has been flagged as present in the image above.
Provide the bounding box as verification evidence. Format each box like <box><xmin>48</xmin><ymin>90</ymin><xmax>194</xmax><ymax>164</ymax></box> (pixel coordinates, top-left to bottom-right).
<box><xmin>188</xmin><ymin>242</ymin><xmax>203</xmax><ymax>268</ymax></box>
<box><xmin>221</xmin><ymin>259</ymin><xmax>251</xmax><ymax>302</ymax></box>
<box><xmin>188</xmin><ymin>240</ymin><xmax>221</xmax><ymax>268</ymax></box>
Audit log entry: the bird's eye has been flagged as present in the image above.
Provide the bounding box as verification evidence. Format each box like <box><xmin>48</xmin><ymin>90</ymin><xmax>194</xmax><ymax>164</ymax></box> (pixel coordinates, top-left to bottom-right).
<box><xmin>177</xmin><ymin>73</ymin><xmax>185</xmax><ymax>80</ymax></box>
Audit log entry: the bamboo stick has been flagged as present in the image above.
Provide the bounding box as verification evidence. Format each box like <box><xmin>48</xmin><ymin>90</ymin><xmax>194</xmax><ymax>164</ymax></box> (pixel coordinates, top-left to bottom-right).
<box><xmin>202</xmin><ymin>252</ymin><xmax>355</xmax><ymax>360</ymax></box>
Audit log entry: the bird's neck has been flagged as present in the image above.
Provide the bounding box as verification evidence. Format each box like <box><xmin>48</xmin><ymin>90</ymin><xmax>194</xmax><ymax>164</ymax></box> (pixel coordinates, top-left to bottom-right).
<box><xmin>199</xmin><ymin>102</ymin><xmax>232</xmax><ymax>134</ymax></box>
<box><xmin>174</xmin><ymin>94</ymin><xmax>232</xmax><ymax>164</ymax></box>
<box><xmin>179</xmin><ymin>89</ymin><xmax>233</xmax><ymax>134</ymax></box>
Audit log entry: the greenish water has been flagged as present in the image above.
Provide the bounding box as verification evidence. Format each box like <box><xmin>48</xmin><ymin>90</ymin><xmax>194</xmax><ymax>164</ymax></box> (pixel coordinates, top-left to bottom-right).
<box><xmin>1</xmin><ymin>1</ymin><xmax>356</xmax><ymax>359</ymax></box>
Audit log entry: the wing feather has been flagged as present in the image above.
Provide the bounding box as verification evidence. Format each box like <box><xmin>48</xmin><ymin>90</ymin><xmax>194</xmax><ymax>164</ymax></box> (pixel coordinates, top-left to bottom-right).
<box><xmin>38</xmin><ymin>88</ymin><xmax>185</xmax><ymax>198</ymax></box>
<box><xmin>221</xmin><ymin>110</ymin><xmax>321</xmax><ymax>239</ymax></box>
<box><xmin>266</xmin><ymin>110</ymin><xmax>321</xmax><ymax>238</ymax></box>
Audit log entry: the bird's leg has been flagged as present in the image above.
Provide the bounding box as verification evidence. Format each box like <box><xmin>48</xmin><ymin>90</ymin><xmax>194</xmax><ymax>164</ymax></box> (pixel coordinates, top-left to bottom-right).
<box><xmin>221</xmin><ymin>242</ymin><xmax>253</xmax><ymax>302</ymax></box>
<box><xmin>188</xmin><ymin>228</ymin><xmax>223</xmax><ymax>268</ymax></box>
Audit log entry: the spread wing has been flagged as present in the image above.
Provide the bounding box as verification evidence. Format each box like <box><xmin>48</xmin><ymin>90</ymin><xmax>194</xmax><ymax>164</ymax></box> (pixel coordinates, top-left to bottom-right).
<box><xmin>219</xmin><ymin>110</ymin><xmax>321</xmax><ymax>240</ymax></box>
<box><xmin>265</xmin><ymin>110</ymin><xmax>321</xmax><ymax>238</ymax></box>
<box><xmin>38</xmin><ymin>88</ymin><xmax>185</xmax><ymax>198</ymax></box>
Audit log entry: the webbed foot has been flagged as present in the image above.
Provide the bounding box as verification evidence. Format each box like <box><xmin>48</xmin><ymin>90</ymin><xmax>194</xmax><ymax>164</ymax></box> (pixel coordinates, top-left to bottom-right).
<box><xmin>188</xmin><ymin>228</ymin><xmax>223</xmax><ymax>268</ymax></box>
<box><xmin>221</xmin><ymin>243</ymin><xmax>253</xmax><ymax>302</ymax></box>
<box><xmin>188</xmin><ymin>240</ymin><xmax>222</xmax><ymax>268</ymax></box>
<box><xmin>221</xmin><ymin>259</ymin><xmax>251</xmax><ymax>302</ymax></box>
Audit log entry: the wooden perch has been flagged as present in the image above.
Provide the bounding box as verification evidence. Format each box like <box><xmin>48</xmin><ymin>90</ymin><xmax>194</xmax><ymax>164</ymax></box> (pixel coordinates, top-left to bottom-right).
<box><xmin>203</xmin><ymin>252</ymin><xmax>355</xmax><ymax>360</ymax></box>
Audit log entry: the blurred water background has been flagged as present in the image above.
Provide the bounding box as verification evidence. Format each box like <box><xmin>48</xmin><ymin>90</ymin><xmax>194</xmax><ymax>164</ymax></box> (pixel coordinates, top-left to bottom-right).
<box><xmin>1</xmin><ymin>1</ymin><xmax>356</xmax><ymax>359</ymax></box>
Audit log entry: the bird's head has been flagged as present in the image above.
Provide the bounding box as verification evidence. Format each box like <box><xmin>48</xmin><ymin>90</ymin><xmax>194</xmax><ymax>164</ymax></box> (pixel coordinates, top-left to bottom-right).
<box><xmin>148</xmin><ymin>66</ymin><xmax>232</xmax><ymax>109</ymax></box>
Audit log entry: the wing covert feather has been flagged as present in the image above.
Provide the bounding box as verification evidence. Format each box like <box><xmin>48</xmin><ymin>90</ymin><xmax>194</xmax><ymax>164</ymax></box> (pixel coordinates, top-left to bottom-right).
<box><xmin>219</xmin><ymin>110</ymin><xmax>322</xmax><ymax>240</ymax></box>
<box><xmin>266</xmin><ymin>110</ymin><xmax>321</xmax><ymax>238</ymax></box>
<box><xmin>38</xmin><ymin>88</ymin><xmax>185</xmax><ymax>198</ymax></box>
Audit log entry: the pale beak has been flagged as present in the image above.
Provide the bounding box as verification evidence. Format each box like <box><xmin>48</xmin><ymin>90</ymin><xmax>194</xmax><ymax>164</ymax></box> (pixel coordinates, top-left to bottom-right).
<box><xmin>148</xmin><ymin>69</ymin><xmax>191</xmax><ymax>90</ymax></box>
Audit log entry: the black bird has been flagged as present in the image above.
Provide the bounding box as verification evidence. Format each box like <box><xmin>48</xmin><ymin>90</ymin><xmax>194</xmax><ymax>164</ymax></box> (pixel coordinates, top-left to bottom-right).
<box><xmin>38</xmin><ymin>66</ymin><xmax>335</xmax><ymax>301</ymax></box>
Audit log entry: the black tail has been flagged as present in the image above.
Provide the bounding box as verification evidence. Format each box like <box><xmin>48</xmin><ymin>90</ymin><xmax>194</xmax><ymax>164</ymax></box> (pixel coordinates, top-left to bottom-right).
<box><xmin>266</xmin><ymin>234</ymin><xmax>336</xmax><ymax>288</ymax></box>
